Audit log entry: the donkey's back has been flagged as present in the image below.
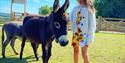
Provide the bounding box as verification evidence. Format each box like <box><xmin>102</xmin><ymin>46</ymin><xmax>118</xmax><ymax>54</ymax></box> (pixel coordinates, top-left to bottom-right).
<box><xmin>3</xmin><ymin>22</ymin><xmax>23</xmax><ymax>37</ymax></box>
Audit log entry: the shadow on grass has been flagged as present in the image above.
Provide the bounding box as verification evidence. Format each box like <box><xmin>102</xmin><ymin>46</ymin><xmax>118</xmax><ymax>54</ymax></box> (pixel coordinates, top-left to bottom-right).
<box><xmin>0</xmin><ymin>55</ymin><xmax>39</xmax><ymax>63</ymax></box>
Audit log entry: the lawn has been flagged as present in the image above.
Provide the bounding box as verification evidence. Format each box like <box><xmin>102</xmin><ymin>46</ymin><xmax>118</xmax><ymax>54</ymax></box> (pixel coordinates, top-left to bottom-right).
<box><xmin>0</xmin><ymin>31</ymin><xmax>125</xmax><ymax>63</ymax></box>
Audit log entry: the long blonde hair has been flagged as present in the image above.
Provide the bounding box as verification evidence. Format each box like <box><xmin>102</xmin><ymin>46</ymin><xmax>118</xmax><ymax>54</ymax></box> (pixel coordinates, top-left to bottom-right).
<box><xmin>77</xmin><ymin>0</ymin><xmax>94</xmax><ymax>13</ymax></box>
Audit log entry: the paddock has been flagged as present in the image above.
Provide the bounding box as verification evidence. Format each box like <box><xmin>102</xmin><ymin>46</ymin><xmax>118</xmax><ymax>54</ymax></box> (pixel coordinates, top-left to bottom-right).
<box><xmin>0</xmin><ymin>29</ymin><xmax>124</xmax><ymax>63</ymax></box>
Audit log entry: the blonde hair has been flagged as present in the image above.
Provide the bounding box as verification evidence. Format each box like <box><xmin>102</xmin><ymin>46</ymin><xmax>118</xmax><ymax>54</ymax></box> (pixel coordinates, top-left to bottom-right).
<box><xmin>88</xmin><ymin>0</ymin><xmax>95</xmax><ymax>13</ymax></box>
<box><xmin>77</xmin><ymin>0</ymin><xmax>94</xmax><ymax>13</ymax></box>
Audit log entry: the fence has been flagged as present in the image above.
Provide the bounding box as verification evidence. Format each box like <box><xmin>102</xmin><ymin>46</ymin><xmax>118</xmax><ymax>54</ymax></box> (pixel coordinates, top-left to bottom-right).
<box><xmin>96</xmin><ymin>17</ymin><xmax>125</xmax><ymax>32</ymax></box>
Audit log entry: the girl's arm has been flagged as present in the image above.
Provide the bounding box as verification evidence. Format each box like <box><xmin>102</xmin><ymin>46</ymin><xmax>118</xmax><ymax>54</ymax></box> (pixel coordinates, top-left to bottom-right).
<box><xmin>87</xmin><ymin>12</ymin><xmax>96</xmax><ymax>45</ymax></box>
<box><xmin>69</xmin><ymin>7</ymin><xmax>77</xmax><ymax>33</ymax></box>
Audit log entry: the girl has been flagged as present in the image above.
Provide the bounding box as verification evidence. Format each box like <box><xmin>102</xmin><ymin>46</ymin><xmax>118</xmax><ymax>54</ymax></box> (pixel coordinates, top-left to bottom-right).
<box><xmin>69</xmin><ymin>0</ymin><xmax>96</xmax><ymax>63</ymax></box>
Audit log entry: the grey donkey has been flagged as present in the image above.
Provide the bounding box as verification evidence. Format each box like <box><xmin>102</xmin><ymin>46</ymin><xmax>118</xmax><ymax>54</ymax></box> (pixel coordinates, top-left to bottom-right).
<box><xmin>1</xmin><ymin>22</ymin><xmax>23</xmax><ymax>58</ymax></box>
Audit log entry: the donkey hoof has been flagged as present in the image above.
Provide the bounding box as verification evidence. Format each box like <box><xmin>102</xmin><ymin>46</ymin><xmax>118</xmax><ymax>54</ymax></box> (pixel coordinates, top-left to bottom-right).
<box><xmin>20</xmin><ymin>58</ymin><xmax>22</xmax><ymax>60</ymax></box>
<box><xmin>20</xmin><ymin>57</ymin><xmax>22</xmax><ymax>60</ymax></box>
<box><xmin>36</xmin><ymin>58</ymin><xmax>39</xmax><ymax>61</ymax></box>
<box><xmin>2</xmin><ymin>56</ymin><xmax>6</xmax><ymax>58</ymax></box>
<box><xmin>15</xmin><ymin>52</ymin><xmax>18</xmax><ymax>55</ymax></box>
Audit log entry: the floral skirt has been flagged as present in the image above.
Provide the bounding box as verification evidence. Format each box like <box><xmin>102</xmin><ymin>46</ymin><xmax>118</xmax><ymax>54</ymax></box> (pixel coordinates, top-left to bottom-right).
<box><xmin>72</xmin><ymin>27</ymin><xmax>88</xmax><ymax>47</ymax></box>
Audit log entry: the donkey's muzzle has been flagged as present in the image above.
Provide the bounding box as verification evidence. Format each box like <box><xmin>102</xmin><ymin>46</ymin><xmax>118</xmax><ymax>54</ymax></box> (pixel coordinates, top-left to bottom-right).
<box><xmin>59</xmin><ymin>40</ymin><xmax>69</xmax><ymax>46</ymax></box>
<box><xmin>58</xmin><ymin>35</ymin><xmax>69</xmax><ymax>46</ymax></box>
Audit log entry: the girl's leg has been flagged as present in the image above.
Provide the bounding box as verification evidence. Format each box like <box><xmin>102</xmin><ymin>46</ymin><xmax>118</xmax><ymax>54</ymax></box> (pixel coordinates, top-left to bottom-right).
<box><xmin>73</xmin><ymin>45</ymin><xmax>79</xmax><ymax>63</ymax></box>
<box><xmin>81</xmin><ymin>45</ymin><xmax>90</xmax><ymax>63</ymax></box>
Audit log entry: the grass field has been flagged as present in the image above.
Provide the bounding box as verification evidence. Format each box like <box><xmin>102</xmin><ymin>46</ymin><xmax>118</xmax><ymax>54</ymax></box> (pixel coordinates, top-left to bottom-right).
<box><xmin>0</xmin><ymin>31</ymin><xmax>124</xmax><ymax>63</ymax></box>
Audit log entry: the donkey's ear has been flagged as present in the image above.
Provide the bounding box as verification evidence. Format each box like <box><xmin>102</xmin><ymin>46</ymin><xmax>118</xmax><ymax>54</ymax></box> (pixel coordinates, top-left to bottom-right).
<box><xmin>60</xmin><ymin>0</ymin><xmax>69</xmax><ymax>12</ymax></box>
<box><xmin>53</xmin><ymin>0</ymin><xmax>60</xmax><ymax>13</ymax></box>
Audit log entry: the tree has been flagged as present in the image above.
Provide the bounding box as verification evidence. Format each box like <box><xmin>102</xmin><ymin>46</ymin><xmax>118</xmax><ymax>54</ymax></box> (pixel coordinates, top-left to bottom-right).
<box><xmin>39</xmin><ymin>5</ymin><xmax>52</xmax><ymax>15</ymax></box>
<box><xmin>94</xmin><ymin>0</ymin><xmax>125</xmax><ymax>18</ymax></box>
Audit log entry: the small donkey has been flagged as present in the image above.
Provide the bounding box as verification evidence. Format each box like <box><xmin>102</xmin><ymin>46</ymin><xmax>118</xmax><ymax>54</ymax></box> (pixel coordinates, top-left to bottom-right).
<box><xmin>1</xmin><ymin>22</ymin><xmax>39</xmax><ymax>59</ymax></box>
<box><xmin>1</xmin><ymin>22</ymin><xmax>23</xmax><ymax>58</ymax></box>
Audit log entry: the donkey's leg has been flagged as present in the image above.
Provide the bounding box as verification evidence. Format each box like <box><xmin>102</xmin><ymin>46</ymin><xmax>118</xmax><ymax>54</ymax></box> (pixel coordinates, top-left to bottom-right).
<box><xmin>36</xmin><ymin>43</ymin><xmax>39</xmax><ymax>56</ymax></box>
<box><xmin>2</xmin><ymin>38</ymin><xmax>11</xmax><ymax>58</ymax></box>
<box><xmin>10</xmin><ymin>38</ymin><xmax>18</xmax><ymax>55</ymax></box>
<box><xmin>30</xmin><ymin>43</ymin><xmax>39</xmax><ymax>61</ymax></box>
<box><xmin>46</xmin><ymin>42</ymin><xmax>52</xmax><ymax>63</ymax></box>
<box><xmin>20</xmin><ymin>37</ymin><xmax>26</xmax><ymax>59</ymax></box>
<box><xmin>42</xmin><ymin>44</ymin><xmax>47</xmax><ymax>63</ymax></box>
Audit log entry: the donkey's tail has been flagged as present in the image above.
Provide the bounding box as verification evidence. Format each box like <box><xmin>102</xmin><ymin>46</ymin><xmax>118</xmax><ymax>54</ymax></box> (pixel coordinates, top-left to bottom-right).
<box><xmin>2</xmin><ymin>26</ymin><xmax>5</xmax><ymax>46</ymax></box>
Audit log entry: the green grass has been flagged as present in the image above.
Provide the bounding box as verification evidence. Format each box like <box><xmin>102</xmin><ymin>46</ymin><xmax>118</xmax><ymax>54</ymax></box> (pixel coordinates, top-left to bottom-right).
<box><xmin>0</xmin><ymin>31</ymin><xmax>125</xmax><ymax>63</ymax></box>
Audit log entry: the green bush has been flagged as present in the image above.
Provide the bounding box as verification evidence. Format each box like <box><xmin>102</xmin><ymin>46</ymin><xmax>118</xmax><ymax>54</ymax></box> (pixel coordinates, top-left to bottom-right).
<box><xmin>94</xmin><ymin>0</ymin><xmax>125</xmax><ymax>18</ymax></box>
<box><xmin>39</xmin><ymin>5</ymin><xmax>52</xmax><ymax>15</ymax></box>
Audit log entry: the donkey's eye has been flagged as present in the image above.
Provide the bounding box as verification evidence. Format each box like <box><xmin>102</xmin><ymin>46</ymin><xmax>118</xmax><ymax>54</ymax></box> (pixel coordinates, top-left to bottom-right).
<box><xmin>54</xmin><ymin>22</ymin><xmax>60</xmax><ymax>29</ymax></box>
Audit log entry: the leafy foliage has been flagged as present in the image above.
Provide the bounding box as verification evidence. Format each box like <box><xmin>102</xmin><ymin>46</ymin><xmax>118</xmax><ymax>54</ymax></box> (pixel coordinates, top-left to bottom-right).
<box><xmin>39</xmin><ymin>5</ymin><xmax>52</xmax><ymax>15</ymax></box>
<box><xmin>94</xmin><ymin>0</ymin><xmax>125</xmax><ymax>18</ymax></box>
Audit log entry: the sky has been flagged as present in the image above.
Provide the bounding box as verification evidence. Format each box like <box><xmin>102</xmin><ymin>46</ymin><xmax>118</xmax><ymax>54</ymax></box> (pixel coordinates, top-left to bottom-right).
<box><xmin>0</xmin><ymin>0</ymin><xmax>78</xmax><ymax>14</ymax></box>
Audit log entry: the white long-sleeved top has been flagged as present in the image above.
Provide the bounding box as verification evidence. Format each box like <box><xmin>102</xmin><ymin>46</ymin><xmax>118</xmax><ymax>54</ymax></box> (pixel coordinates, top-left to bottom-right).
<box><xmin>69</xmin><ymin>6</ymin><xmax>96</xmax><ymax>45</ymax></box>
